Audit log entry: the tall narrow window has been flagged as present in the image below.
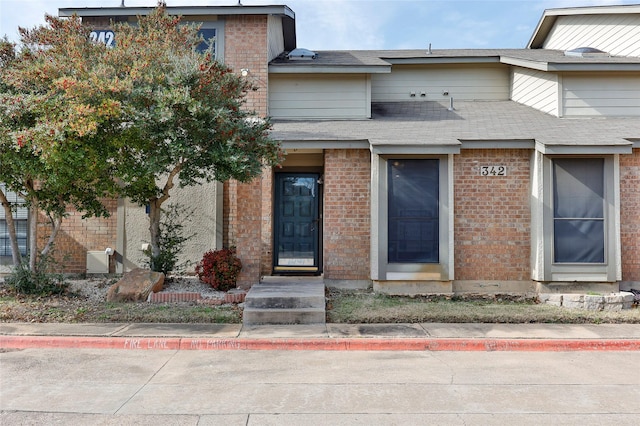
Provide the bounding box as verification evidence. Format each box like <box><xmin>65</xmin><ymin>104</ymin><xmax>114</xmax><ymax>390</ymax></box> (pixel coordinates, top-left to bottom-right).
<box><xmin>0</xmin><ymin>184</ymin><xmax>28</xmax><ymax>257</ymax></box>
<box><xmin>552</xmin><ymin>158</ymin><xmax>605</xmax><ymax>263</ymax></box>
<box><xmin>388</xmin><ymin>159</ymin><xmax>439</xmax><ymax>263</ymax></box>
<box><xmin>196</xmin><ymin>28</ymin><xmax>217</xmax><ymax>56</ymax></box>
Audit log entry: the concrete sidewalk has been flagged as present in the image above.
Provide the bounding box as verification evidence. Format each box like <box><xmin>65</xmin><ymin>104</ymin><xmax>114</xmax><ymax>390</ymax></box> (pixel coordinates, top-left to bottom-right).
<box><xmin>2</xmin><ymin>322</ymin><xmax>640</xmax><ymax>351</ymax></box>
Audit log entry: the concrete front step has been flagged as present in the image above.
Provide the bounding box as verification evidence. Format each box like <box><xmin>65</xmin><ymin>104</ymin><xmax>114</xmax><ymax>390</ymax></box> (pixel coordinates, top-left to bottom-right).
<box><xmin>242</xmin><ymin>307</ymin><xmax>326</xmax><ymax>325</ymax></box>
<box><xmin>243</xmin><ymin>277</ymin><xmax>326</xmax><ymax>325</ymax></box>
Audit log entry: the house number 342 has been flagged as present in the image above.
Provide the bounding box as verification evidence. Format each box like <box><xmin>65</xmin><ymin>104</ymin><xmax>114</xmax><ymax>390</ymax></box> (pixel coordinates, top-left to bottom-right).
<box><xmin>480</xmin><ymin>165</ymin><xmax>507</xmax><ymax>176</ymax></box>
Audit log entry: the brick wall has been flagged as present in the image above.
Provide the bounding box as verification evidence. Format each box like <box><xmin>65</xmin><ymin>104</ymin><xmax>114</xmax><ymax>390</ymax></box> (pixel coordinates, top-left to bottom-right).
<box><xmin>222</xmin><ymin>15</ymin><xmax>270</xmax><ymax>287</ymax></box>
<box><xmin>223</xmin><ymin>15</ymin><xmax>268</xmax><ymax>116</ymax></box>
<box><xmin>620</xmin><ymin>149</ymin><xmax>640</xmax><ymax>282</ymax></box>
<box><xmin>323</xmin><ymin>149</ymin><xmax>371</xmax><ymax>280</ymax></box>
<box><xmin>39</xmin><ymin>199</ymin><xmax>118</xmax><ymax>273</ymax></box>
<box><xmin>260</xmin><ymin>167</ymin><xmax>274</xmax><ymax>276</ymax></box>
<box><xmin>454</xmin><ymin>149</ymin><xmax>531</xmax><ymax>281</ymax></box>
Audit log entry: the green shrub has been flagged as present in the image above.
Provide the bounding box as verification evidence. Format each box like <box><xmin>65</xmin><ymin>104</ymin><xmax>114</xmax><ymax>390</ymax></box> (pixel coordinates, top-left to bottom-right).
<box><xmin>195</xmin><ymin>248</ymin><xmax>242</xmax><ymax>291</ymax></box>
<box><xmin>5</xmin><ymin>254</ymin><xmax>68</xmax><ymax>296</ymax></box>
<box><xmin>144</xmin><ymin>203</ymin><xmax>194</xmax><ymax>275</ymax></box>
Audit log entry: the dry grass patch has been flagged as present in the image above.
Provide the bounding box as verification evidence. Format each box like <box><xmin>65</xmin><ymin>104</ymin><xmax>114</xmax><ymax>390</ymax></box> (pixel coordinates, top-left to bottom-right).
<box><xmin>326</xmin><ymin>289</ymin><xmax>640</xmax><ymax>324</ymax></box>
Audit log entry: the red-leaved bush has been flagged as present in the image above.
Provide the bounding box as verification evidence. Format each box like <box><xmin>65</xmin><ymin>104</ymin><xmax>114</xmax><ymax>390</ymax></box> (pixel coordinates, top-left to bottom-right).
<box><xmin>195</xmin><ymin>248</ymin><xmax>242</xmax><ymax>291</ymax></box>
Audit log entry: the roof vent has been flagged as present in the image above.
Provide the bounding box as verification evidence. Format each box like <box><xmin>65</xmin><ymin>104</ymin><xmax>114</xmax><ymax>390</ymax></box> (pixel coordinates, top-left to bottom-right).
<box><xmin>564</xmin><ymin>47</ymin><xmax>609</xmax><ymax>58</ymax></box>
<box><xmin>287</xmin><ymin>48</ymin><xmax>318</xmax><ymax>60</ymax></box>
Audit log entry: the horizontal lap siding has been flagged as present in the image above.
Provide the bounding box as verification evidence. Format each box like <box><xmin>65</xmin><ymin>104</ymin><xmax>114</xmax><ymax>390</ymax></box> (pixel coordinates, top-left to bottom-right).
<box><xmin>544</xmin><ymin>15</ymin><xmax>640</xmax><ymax>57</ymax></box>
<box><xmin>454</xmin><ymin>150</ymin><xmax>531</xmax><ymax>281</ymax></box>
<box><xmin>562</xmin><ymin>73</ymin><xmax>640</xmax><ymax>117</ymax></box>
<box><xmin>371</xmin><ymin>64</ymin><xmax>510</xmax><ymax>102</ymax></box>
<box><xmin>269</xmin><ymin>74</ymin><xmax>369</xmax><ymax>119</ymax></box>
<box><xmin>511</xmin><ymin>67</ymin><xmax>558</xmax><ymax>117</ymax></box>
<box><xmin>267</xmin><ymin>16</ymin><xmax>284</xmax><ymax>61</ymax></box>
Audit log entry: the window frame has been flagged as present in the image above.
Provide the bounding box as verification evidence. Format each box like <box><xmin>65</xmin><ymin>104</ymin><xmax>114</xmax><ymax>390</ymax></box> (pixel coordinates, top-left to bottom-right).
<box><xmin>0</xmin><ymin>184</ymin><xmax>28</xmax><ymax>260</ymax></box>
<box><xmin>533</xmin><ymin>153</ymin><xmax>620</xmax><ymax>282</ymax></box>
<box><xmin>372</xmin><ymin>154</ymin><xmax>453</xmax><ymax>282</ymax></box>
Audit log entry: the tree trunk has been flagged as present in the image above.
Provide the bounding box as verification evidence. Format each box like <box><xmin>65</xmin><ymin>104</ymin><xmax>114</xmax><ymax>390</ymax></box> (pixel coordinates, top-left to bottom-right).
<box><xmin>0</xmin><ymin>189</ymin><xmax>22</xmax><ymax>267</ymax></box>
<box><xmin>148</xmin><ymin>198</ymin><xmax>162</xmax><ymax>262</ymax></box>
<box><xmin>28</xmin><ymin>205</ymin><xmax>38</xmax><ymax>272</ymax></box>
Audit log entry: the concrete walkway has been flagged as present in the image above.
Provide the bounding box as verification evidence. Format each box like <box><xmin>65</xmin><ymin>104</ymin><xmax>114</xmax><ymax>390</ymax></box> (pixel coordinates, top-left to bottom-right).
<box><xmin>2</xmin><ymin>322</ymin><xmax>640</xmax><ymax>351</ymax></box>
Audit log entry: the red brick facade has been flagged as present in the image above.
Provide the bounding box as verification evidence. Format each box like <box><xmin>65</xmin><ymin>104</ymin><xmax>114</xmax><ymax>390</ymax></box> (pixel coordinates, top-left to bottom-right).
<box><xmin>454</xmin><ymin>149</ymin><xmax>531</xmax><ymax>281</ymax></box>
<box><xmin>40</xmin><ymin>199</ymin><xmax>118</xmax><ymax>273</ymax></box>
<box><xmin>222</xmin><ymin>15</ymin><xmax>269</xmax><ymax>288</ymax></box>
<box><xmin>620</xmin><ymin>149</ymin><xmax>640</xmax><ymax>282</ymax></box>
<box><xmin>224</xmin><ymin>15</ymin><xmax>269</xmax><ymax>116</ymax></box>
<box><xmin>322</xmin><ymin>149</ymin><xmax>371</xmax><ymax>281</ymax></box>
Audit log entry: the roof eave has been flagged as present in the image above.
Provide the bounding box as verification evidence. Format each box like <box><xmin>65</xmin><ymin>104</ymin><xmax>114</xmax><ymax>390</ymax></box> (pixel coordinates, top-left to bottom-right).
<box><xmin>500</xmin><ymin>56</ymin><xmax>640</xmax><ymax>72</ymax></box>
<box><xmin>269</xmin><ymin>65</ymin><xmax>391</xmax><ymax>74</ymax></box>
<box><xmin>383</xmin><ymin>56</ymin><xmax>501</xmax><ymax>65</ymax></box>
<box><xmin>58</xmin><ymin>5</ymin><xmax>296</xmax><ymax>19</ymax></box>
<box><xmin>528</xmin><ymin>5</ymin><xmax>640</xmax><ymax>49</ymax></box>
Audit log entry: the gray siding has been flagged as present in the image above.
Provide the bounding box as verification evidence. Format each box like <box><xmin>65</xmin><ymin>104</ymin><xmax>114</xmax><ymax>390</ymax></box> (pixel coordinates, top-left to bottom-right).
<box><xmin>544</xmin><ymin>14</ymin><xmax>640</xmax><ymax>57</ymax></box>
<box><xmin>511</xmin><ymin>67</ymin><xmax>559</xmax><ymax>117</ymax></box>
<box><xmin>267</xmin><ymin>15</ymin><xmax>284</xmax><ymax>62</ymax></box>
<box><xmin>269</xmin><ymin>74</ymin><xmax>370</xmax><ymax>119</ymax></box>
<box><xmin>562</xmin><ymin>73</ymin><xmax>640</xmax><ymax>117</ymax></box>
<box><xmin>371</xmin><ymin>64</ymin><xmax>510</xmax><ymax>102</ymax></box>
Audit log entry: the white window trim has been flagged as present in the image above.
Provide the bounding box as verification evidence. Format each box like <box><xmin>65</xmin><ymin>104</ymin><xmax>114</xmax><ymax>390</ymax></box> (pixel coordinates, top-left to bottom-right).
<box><xmin>371</xmin><ymin>153</ymin><xmax>454</xmax><ymax>281</ymax></box>
<box><xmin>531</xmin><ymin>151</ymin><xmax>621</xmax><ymax>282</ymax></box>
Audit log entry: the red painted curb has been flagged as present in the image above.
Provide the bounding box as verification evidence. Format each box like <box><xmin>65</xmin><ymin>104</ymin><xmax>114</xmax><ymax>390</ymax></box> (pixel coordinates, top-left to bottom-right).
<box><xmin>2</xmin><ymin>335</ymin><xmax>640</xmax><ymax>351</ymax></box>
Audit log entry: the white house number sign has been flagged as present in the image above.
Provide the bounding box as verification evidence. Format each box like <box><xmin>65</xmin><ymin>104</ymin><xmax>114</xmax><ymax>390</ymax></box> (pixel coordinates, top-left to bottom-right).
<box><xmin>480</xmin><ymin>165</ymin><xmax>507</xmax><ymax>176</ymax></box>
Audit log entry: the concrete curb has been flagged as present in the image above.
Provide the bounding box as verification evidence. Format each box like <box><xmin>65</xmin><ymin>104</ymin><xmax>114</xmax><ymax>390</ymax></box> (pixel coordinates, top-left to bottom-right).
<box><xmin>2</xmin><ymin>335</ymin><xmax>639</xmax><ymax>352</ymax></box>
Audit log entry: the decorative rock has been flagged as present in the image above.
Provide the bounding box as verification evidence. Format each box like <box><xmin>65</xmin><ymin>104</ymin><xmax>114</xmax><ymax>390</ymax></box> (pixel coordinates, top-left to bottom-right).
<box><xmin>583</xmin><ymin>295</ymin><xmax>604</xmax><ymax>311</ymax></box>
<box><xmin>539</xmin><ymin>294</ymin><xmax>563</xmax><ymax>306</ymax></box>
<box><xmin>603</xmin><ymin>293</ymin><xmax>634</xmax><ymax>311</ymax></box>
<box><xmin>106</xmin><ymin>268</ymin><xmax>164</xmax><ymax>302</ymax></box>
<box><xmin>562</xmin><ymin>294</ymin><xmax>584</xmax><ymax>309</ymax></box>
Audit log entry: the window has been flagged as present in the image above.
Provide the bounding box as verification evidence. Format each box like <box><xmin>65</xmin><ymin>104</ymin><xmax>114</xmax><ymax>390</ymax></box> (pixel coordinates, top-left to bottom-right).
<box><xmin>0</xmin><ymin>184</ymin><xmax>28</xmax><ymax>258</ymax></box>
<box><xmin>552</xmin><ymin>158</ymin><xmax>604</xmax><ymax>263</ymax></box>
<box><xmin>196</xmin><ymin>28</ymin><xmax>217</xmax><ymax>56</ymax></box>
<box><xmin>532</xmin><ymin>153</ymin><xmax>620</xmax><ymax>283</ymax></box>
<box><xmin>388</xmin><ymin>159</ymin><xmax>439</xmax><ymax>263</ymax></box>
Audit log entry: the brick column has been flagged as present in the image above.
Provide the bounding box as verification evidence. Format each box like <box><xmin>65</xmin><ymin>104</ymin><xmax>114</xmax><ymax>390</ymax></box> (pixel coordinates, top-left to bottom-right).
<box><xmin>323</xmin><ymin>149</ymin><xmax>371</xmax><ymax>281</ymax></box>
<box><xmin>222</xmin><ymin>15</ymin><xmax>269</xmax><ymax>288</ymax></box>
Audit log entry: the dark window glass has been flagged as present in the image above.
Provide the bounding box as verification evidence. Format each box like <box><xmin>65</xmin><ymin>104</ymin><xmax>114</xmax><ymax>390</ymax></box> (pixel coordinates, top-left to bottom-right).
<box><xmin>197</xmin><ymin>29</ymin><xmax>217</xmax><ymax>55</ymax></box>
<box><xmin>388</xmin><ymin>159</ymin><xmax>439</xmax><ymax>263</ymax></box>
<box><xmin>553</xmin><ymin>158</ymin><xmax>605</xmax><ymax>263</ymax></box>
<box><xmin>0</xmin><ymin>184</ymin><xmax>28</xmax><ymax>257</ymax></box>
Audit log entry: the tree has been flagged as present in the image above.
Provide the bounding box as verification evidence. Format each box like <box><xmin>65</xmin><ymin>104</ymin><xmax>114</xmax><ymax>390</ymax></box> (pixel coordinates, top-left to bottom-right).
<box><xmin>1</xmin><ymin>6</ymin><xmax>282</xmax><ymax>271</ymax></box>
<box><xmin>105</xmin><ymin>6</ymin><xmax>282</xmax><ymax>265</ymax></box>
<box><xmin>1</xmin><ymin>31</ymin><xmax>118</xmax><ymax>271</ymax></box>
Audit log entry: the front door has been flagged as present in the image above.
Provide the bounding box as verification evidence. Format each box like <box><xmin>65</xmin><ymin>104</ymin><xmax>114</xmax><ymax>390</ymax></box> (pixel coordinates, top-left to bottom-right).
<box><xmin>274</xmin><ymin>173</ymin><xmax>321</xmax><ymax>274</ymax></box>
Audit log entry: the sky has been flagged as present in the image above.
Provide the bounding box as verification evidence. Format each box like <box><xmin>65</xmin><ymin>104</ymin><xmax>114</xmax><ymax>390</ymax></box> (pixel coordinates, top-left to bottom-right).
<box><xmin>0</xmin><ymin>0</ymin><xmax>638</xmax><ymax>50</ymax></box>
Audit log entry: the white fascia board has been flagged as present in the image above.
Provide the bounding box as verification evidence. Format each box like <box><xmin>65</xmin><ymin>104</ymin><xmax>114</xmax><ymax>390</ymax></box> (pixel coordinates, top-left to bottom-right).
<box><xmin>501</xmin><ymin>56</ymin><xmax>640</xmax><ymax>72</ymax></box>
<box><xmin>627</xmin><ymin>138</ymin><xmax>640</xmax><ymax>149</ymax></box>
<box><xmin>459</xmin><ymin>139</ymin><xmax>535</xmax><ymax>149</ymax></box>
<box><xmin>384</xmin><ymin>57</ymin><xmax>501</xmax><ymax>65</ymax></box>
<box><xmin>269</xmin><ymin>65</ymin><xmax>391</xmax><ymax>74</ymax></box>
<box><xmin>500</xmin><ymin>56</ymin><xmax>549</xmax><ymax>71</ymax></box>
<box><xmin>546</xmin><ymin>63</ymin><xmax>640</xmax><ymax>72</ymax></box>
<box><xmin>535</xmin><ymin>141</ymin><xmax>633</xmax><ymax>155</ymax></box>
<box><xmin>280</xmin><ymin>140</ymin><xmax>370</xmax><ymax>150</ymax></box>
<box><xmin>59</xmin><ymin>6</ymin><xmax>295</xmax><ymax>18</ymax></box>
<box><xmin>371</xmin><ymin>144</ymin><xmax>461</xmax><ymax>155</ymax></box>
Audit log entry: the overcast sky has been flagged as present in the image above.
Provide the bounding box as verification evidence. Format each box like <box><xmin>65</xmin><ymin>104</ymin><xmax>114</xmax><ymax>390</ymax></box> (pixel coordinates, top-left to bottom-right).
<box><xmin>1</xmin><ymin>0</ymin><xmax>637</xmax><ymax>50</ymax></box>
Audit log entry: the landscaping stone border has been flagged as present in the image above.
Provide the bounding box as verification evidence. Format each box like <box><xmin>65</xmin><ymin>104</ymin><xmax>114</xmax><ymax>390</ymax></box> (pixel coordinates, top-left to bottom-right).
<box><xmin>538</xmin><ymin>292</ymin><xmax>635</xmax><ymax>311</ymax></box>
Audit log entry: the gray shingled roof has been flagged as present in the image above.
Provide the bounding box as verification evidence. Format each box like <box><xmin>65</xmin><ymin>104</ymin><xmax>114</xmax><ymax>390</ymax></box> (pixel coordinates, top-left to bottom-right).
<box><xmin>270</xmin><ymin>49</ymin><xmax>640</xmax><ymax>70</ymax></box>
<box><xmin>270</xmin><ymin>101</ymin><xmax>638</xmax><ymax>150</ymax></box>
